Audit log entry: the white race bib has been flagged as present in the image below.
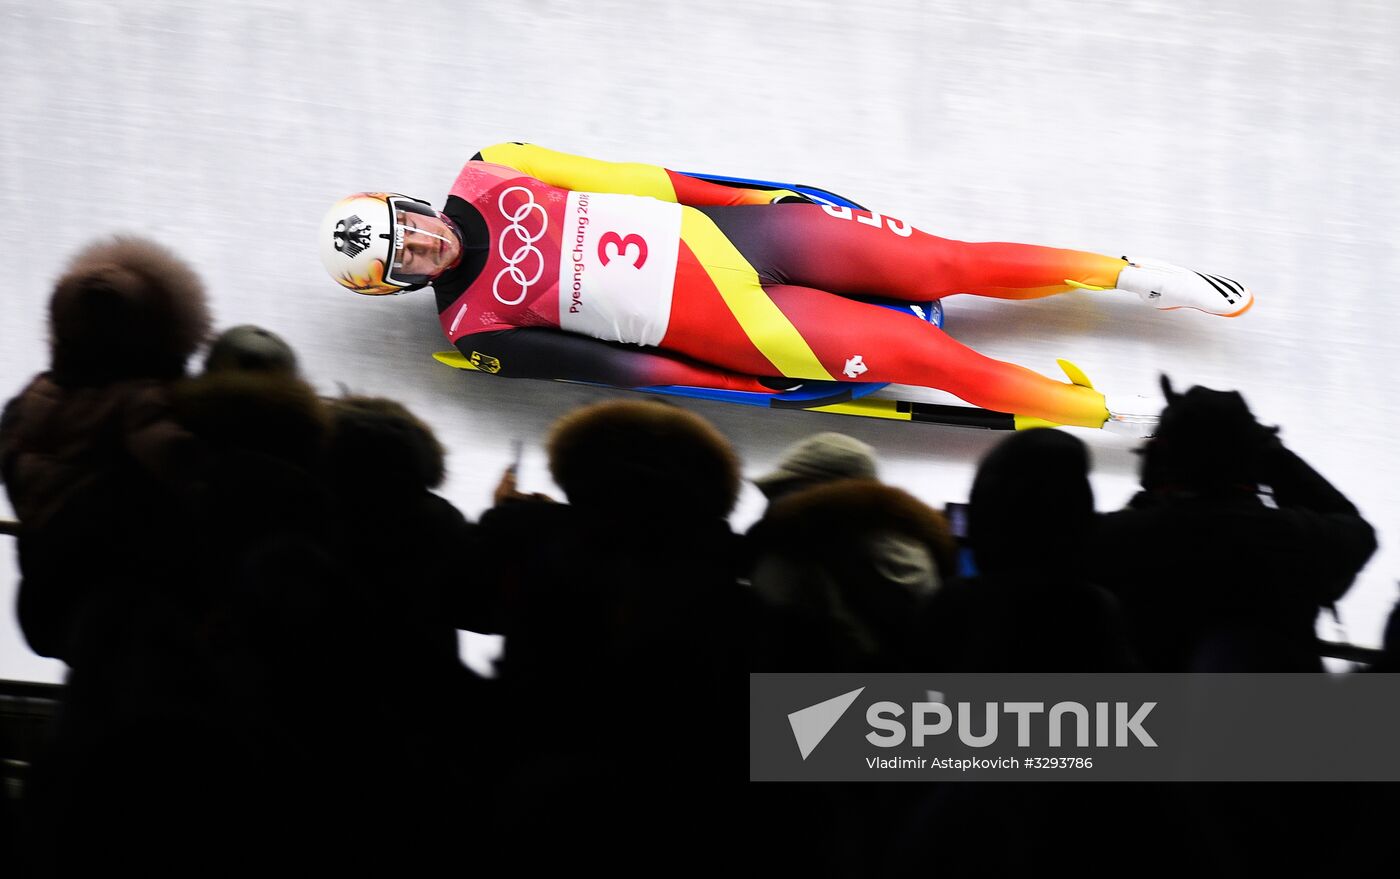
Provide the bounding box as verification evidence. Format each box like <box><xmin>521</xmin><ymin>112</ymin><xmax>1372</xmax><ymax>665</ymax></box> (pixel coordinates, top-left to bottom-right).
<box><xmin>558</xmin><ymin>191</ymin><xmax>682</xmax><ymax>346</ymax></box>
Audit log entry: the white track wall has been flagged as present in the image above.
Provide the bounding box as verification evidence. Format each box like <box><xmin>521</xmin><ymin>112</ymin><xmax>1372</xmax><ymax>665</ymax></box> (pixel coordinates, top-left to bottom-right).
<box><xmin>2</xmin><ymin>0</ymin><xmax>1397</xmax><ymax>682</ymax></box>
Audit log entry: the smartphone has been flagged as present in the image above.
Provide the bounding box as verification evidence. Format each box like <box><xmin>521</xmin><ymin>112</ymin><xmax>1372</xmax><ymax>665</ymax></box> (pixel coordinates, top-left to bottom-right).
<box><xmin>944</xmin><ymin>502</ymin><xmax>969</xmax><ymax>540</ymax></box>
<box><xmin>507</xmin><ymin>438</ymin><xmax>523</xmax><ymax>476</ymax></box>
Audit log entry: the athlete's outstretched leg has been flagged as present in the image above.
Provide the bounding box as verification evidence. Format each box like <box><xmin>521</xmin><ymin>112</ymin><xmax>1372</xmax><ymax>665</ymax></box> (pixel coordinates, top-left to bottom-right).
<box><xmin>704</xmin><ymin>204</ymin><xmax>1255</xmax><ymax>316</ymax></box>
<box><xmin>771</xmin><ymin>285</ymin><xmax>1108</xmax><ymax>426</ymax></box>
<box><xmin>660</xmin><ymin>279</ymin><xmax>1110</xmax><ymax>428</ymax></box>
<box><xmin>701</xmin><ymin>204</ymin><xmax>1126</xmax><ymax>302</ymax></box>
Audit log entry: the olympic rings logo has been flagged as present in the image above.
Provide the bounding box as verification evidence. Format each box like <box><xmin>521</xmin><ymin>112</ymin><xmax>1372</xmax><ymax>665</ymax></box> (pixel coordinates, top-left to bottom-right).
<box><xmin>492</xmin><ymin>186</ymin><xmax>549</xmax><ymax>306</ymax></box>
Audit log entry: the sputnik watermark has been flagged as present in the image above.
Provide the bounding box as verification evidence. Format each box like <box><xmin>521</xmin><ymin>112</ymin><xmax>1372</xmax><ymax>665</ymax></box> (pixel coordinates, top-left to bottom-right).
<box><xmin>786</xmin><ymin>687</ymin><xmax>1154</xmax><ymax>762</ymax></box>
<box><xmin>865</xmin><ymin>698</ymin><xmax>1156</xmax><ymax>749</ymax></box>
<box><xmin>752</xmin><ymin>674</ymin><xmax>1400</xmax><ymax>781</ymax></box>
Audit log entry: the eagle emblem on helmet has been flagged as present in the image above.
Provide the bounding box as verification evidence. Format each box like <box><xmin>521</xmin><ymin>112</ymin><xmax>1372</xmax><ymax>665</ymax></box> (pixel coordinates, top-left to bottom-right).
<box><xmin>333</xmin><ymin>215</ymin><xmax>373</xmax><ymax>258</ymax></box>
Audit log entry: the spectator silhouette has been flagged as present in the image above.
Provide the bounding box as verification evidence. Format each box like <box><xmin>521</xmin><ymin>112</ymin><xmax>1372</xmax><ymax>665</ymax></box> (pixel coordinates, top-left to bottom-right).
<box><xmin>914</xmin><ymin>427</ymin><xmax>1136</xmax><ymax>672</ymax></box>
<box><xmin>744</xmin><ymin>432</ymin><xmax>954</xmax><ymax>671</ymax></box>
<box><xmin>463</xmin><ymin>399</ymin><xmax>744</xmax><ymax>867</ymax></box>
<box><xmin>741</xmin><ymin>433</ymin><xmax>954</xmax><ymax>872</ymax></box>
<box><xmin>1093</xmin><ymin>380</ymin><xmax>1379</xmax><ymax>879</ymax></box>
<box><xmin>172</xmin><ymin>334</ymin><xmax>461</xmax><ymax>871</ymax></box>
<box><xmin>162</xmin><ymin>337</ymin><xmax>459</xmax><ymax>871</ymax></box>
<box><xmin>321</xmin><ymin>395</ymin><xmax>476</xmax><ymax>852</ymax></box>
<box><xmin>1</xmin><ymin>236</ymin><xmax>209</xmax><ymax>661</ymax></box>
<box><xmin>892</xmin><ymin>430</ymin><xmax>1162</xmax><ymax>877</ymax></box>
<box><xmin>324</xmin><ymin>396</ymin><xmax>469</xmax><ymax>687</ymax></box>
<box><xmin>465</xmin><ymin>399</ymin><xmax>742</xmax><ymax>680</ymax></box>
<box><xmin>0</xmin><ymin>237</ymin><xmax>232</xmax><ymax>874</ymax></box>
<box><xmin>1097</xmin><ymin>378</ymin><xmax>1376</xmax><ymax>672</ymax></box>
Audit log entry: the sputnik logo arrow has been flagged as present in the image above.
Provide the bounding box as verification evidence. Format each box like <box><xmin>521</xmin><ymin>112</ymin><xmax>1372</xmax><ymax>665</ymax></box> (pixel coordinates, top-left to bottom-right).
<box><xmin>788</xmin><ymin>687</ymin><xmax>865</xmax><ymax>760</ymax></box>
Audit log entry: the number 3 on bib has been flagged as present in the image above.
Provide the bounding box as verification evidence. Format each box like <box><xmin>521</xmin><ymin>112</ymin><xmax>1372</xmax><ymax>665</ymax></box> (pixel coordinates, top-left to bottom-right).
<box><xmin>597</xmin><ymin>231</ymin><xmax>649</xmax><ymax>269</ymax></box>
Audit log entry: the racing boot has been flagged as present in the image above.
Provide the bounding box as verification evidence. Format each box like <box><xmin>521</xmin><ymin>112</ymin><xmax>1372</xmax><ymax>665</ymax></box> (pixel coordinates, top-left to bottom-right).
<box><xmin>1113</xmin><ymin>257</ymin><xmax>1254</xmax><ymax>317</ymax></box>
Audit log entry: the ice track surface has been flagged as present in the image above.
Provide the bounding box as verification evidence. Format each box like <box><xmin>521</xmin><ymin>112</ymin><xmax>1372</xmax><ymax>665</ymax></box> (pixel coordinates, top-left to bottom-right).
<box><xmin>2</xmin><ymin>0</ymin><xmax>1398</xmax><ymax>682</ymax></box>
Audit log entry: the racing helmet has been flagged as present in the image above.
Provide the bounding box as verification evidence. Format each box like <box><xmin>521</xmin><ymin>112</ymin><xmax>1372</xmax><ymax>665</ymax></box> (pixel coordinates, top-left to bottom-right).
<box><xmin>319</xmin><ymin>192</ymin><xmax>442</xmax><ymax>295</ymax></box>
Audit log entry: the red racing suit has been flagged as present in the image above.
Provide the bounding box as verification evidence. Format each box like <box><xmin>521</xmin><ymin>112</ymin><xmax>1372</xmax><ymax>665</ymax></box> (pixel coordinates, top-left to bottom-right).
<box><xmin>431</xmin><ymin>143</ymin><xmax>1123</xmax><ymax>427</ymax></box>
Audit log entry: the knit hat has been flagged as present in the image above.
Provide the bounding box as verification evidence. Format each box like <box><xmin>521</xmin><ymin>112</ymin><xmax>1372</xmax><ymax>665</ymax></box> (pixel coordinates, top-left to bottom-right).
<box><xmin>753</xmin><ymin>432</ymin><xmax>878</xmax><ymax>499</ymax></box>
<box><xmin>203</xmin><ymin>325</ymin><xmax>299</xmax><ymax>376</ymax></box>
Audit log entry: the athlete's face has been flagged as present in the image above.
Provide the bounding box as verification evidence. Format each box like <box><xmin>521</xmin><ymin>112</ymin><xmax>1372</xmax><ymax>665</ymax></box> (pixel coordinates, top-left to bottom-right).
<box><xmin>394</xmin><ymin>210</ymin><xmax>462</xmax><ymax>279</ymax></box>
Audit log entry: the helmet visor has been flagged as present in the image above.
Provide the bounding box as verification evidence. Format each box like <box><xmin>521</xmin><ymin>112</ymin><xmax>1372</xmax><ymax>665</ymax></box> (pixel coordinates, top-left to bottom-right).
<box><xmin>382</xmin><ymin>196</ymin><xmax>444</xmax><ymax>289</ymax></box>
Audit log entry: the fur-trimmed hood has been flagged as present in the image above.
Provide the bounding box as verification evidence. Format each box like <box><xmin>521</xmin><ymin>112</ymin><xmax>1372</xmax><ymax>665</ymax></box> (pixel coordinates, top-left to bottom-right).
<box><xmin>48</xmin><ymin>236</ymin><xmax>211</xmax><ymax>385</ymax></box>
<box><xmin>547</xmin><ymin>399</ymin><xmax>740</xmax><ymax>521</ymax></box>
<box><xmin>0</xmin><ymin>374</ymin><xmax>181</xmax><ymax>526</ymax></box>
<box><xmin>326</xmin><ymin>396</ymin><xmax>446</xmax><ymax>493</ymax></box>
<box><xmin>171</xmin><ymin>371</ymin><xmax>328</xmax><ymax>469</ymax></box>
<box><xmin>745</xmin><ymin>478</ymin><xmax>954</xmax><ymax>670</ymax></box>
<box><xmin>748</xmin><ymin>478</ymin><xmax>956</xmax><ymax>575</ymax></box>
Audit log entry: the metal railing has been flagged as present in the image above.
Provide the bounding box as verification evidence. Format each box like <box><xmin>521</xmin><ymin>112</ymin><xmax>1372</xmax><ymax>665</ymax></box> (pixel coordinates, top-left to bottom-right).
<box><xmin>1317</xmin><ymin>640</ymin><xmax>1385</xmax><ymax>664</ymax></box>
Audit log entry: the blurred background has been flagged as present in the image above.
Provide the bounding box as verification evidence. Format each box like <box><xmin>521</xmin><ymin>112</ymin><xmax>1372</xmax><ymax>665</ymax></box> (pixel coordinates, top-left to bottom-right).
<box><xmin>2</xmin><ymin>0</ymin><xmax>1396</xmax><ymax>681</ymax></box>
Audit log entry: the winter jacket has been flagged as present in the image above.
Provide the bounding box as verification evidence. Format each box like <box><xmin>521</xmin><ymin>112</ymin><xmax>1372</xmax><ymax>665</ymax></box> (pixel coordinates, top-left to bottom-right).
<box><xmin>1</xmin><ymin>374</ymin><xmax>194</xmax><ymax>531</ymax></box>
<box><xmin>2</xmin><ymin>236</ymin><xmax>211</xmax><ymax>659</ymax></box>
<box><xmin>744</xmin><ymin>478</ymin><xmax>955</xmax><ymax>670</ymax></box>
<box><xmin>1096</xmin><ymin>443</ymin><xmax>1376</xmax><ymax>671</ymax></box>
<box><xmin>912</xmin><ymin>428</ymin><xmax>1136</xmax><ymax>672</ymax></box>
